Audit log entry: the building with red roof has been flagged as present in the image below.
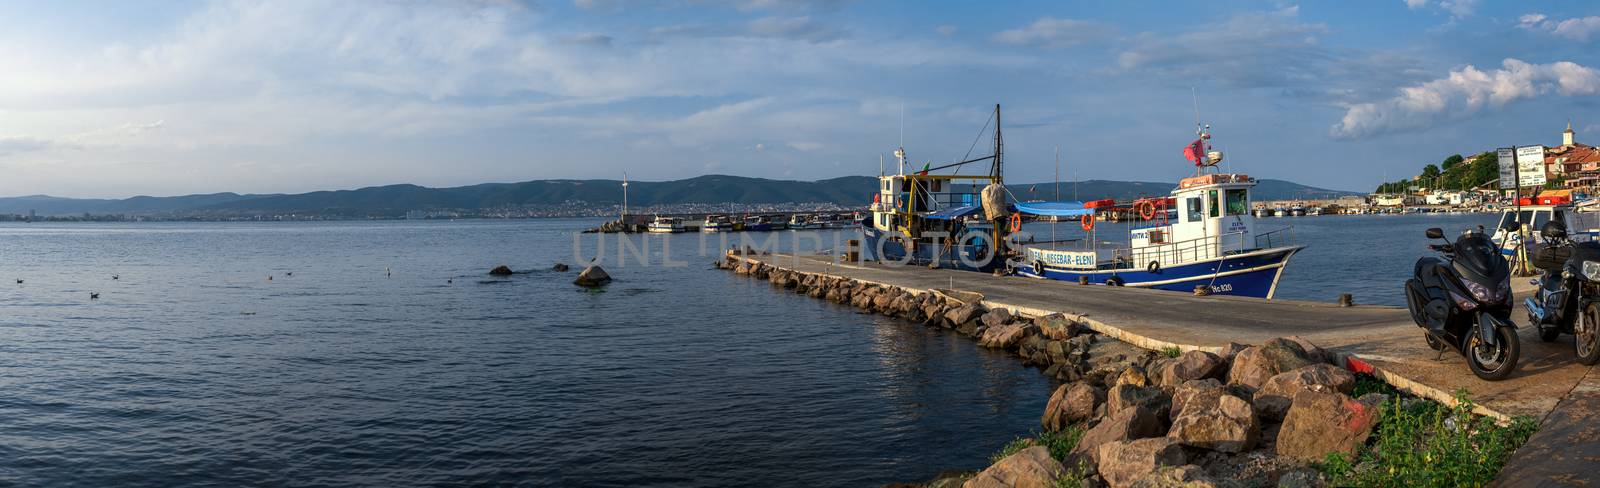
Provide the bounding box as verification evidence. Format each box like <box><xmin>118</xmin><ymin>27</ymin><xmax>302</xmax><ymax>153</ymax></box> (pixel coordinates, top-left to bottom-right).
<box><xmin>1550</xmin><ymin>122</ymin><xmax>1600</xmax><ymax>189</ymax></box>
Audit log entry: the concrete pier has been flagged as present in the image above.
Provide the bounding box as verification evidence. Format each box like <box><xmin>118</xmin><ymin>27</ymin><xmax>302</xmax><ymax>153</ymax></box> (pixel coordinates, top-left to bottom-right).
<box><xmin>735</xmin><ymin>252</ymin><xmax>1599</xmax><ymax>485</ymax></box>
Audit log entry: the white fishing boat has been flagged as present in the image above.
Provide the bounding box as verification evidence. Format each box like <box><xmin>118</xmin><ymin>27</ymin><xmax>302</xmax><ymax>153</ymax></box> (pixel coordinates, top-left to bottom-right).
<box><xmin>1010</xmin><ymin>124</ymin><xmax>1303</xmax><ymax>298</ymax></box>
<box><xmin>647</xmin><ymin>216</ymin><xmax>685</xmax><ymax>233</ymax></box>
<box><xmin>702</xmin><ymin>215</ymin><xmax>735</xmax><ymax>232</ymax></box>
<box><xmin>788</xmin><ymin>214</ymin><xmax>822</xmax><ymax>230</ymax></box>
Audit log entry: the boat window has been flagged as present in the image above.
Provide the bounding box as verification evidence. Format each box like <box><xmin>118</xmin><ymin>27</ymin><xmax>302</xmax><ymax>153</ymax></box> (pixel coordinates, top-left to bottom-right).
<box><xmin>1530</xmin><ymin>210</ymin><xmax>1550</xmax><ymax>231</ymax></box>
<box><xmin>1207</xmin><ymin>190</ymin><xmax>1220</xmax><ymax>218</ymax></box>
<box><xmin>1225</xmin><ymin>189</ymin><xmax>1248</xmax><ymax>216</ymax></box>
<box><xmin>1186</xmin><ymin>197</ymin><xmax>1203</xmax><ymax>222</ymax></box>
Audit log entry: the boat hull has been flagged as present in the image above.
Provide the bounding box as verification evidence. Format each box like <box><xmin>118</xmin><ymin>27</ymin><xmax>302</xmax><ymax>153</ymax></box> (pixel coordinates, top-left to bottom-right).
<box><xmin>1015</xmin><ymin>246</ymin><xmax>1303</xmax><ymax>299</ymax></box>
<box><xmin>861</xmin><ymin>226</ymin><xmax>1003</xmax><ymax>272</ymax></box>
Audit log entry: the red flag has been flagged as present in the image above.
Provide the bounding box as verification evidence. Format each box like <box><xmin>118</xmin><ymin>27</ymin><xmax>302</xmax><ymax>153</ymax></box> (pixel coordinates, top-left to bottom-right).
<box><xmin>1183</xmin><ymin>138</ymin><xmax>1205</xmax><ymax>165</ymax></box>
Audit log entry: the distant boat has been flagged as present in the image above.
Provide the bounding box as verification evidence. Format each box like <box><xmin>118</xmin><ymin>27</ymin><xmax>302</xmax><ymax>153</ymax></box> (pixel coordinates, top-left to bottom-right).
<box><xmin>743</xmin><ymin>215</ymin><xmax>787</xmax><ymax>232</ymax></box>
<box><xmin>647</xmin><ymin>216</ymin><xmax>685</xmax><ymax>233</ymax></box>
<box><xmin>702</xmin><ymin>215</ymin><xmax>735</xmax><ymax>232</ymax></box>
<box><xmin>788</xmin><ymin>214</ymin><xmax>822</xmax><ymax>230</ymax></box>
<box><xmin>1273</xmin><ymin>207</ymin><xmax>1287</xmax><ymax>217</ymax></box>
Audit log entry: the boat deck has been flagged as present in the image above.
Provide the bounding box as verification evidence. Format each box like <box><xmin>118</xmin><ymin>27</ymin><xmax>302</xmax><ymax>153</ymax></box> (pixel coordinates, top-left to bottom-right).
<box><xmin>739</xmin><ymin>253</ymin><xmax>1599</xmax><ymax>485</ymax></box>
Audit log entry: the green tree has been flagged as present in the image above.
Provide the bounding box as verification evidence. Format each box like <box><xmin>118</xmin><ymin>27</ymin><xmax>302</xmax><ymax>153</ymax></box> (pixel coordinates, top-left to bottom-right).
<box><xmin>1441</xmin><ymin>154</ymin><xmax>1464</xmax><ymax>171</ymax></box>
<box><xmin>1421</xmin><ymin>164</ymin><xmax>1441</xmax><ymax>183</ymax></box>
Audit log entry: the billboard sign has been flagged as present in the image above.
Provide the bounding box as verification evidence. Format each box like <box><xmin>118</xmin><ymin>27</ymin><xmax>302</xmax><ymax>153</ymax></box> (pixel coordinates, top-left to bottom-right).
<box><xmin>1497</xmin><ymin>148</ymin><xmax>1517</xmax><ymax>188</ymax></box>
<box><xmin>1517</xmin><ymin>145</ymin><xmax>1546</xmax><ymax>187</ymax></box>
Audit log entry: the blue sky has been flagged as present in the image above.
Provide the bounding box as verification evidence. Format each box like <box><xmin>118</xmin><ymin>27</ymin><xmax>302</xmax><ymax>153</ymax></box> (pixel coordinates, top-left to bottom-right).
<box><xmin>1</xmin><ymin>0</ymin><xmax>1598</xmax><ymax>197</ymax></box>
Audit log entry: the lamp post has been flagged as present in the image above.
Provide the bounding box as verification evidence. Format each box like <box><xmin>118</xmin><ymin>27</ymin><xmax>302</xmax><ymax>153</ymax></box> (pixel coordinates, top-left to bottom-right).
<box><xmin>621</xmin><ymin>172</ymin><xmax>629</xmax><ymax>224</ymax></box>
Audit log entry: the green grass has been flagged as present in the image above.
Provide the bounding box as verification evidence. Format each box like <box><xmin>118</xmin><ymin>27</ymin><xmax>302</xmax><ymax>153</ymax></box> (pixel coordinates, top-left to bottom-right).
<box><xmin>1351</xmin><ymin>373</ymin><xmax>1400</xmax><ymax>398</ymax></box>
<box><xmin>1318</xmin><ymin>390</ymin><xmax>1538</xmax><ymax>487</ymax></box>
<box><xmin>1160</xmin><ymin>346</ymin><xmax>1182</xmax><ymax>358</ymax></box>
<box><xmin>990</xmin><ymin>437</ymin><xmax>1036</xmax><ymax>464</ymax></box>
<box><xmin>986</xmin><ymin>426</ymin><xmax>1090</xmax><ymax>486</ymax></box>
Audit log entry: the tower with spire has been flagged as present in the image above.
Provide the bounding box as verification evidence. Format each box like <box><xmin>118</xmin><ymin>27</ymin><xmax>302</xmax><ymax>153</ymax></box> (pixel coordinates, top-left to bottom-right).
<box><xmin>1565</xmin><ymin>120</ymin><xmax>1577</xmax><ymax>147</ymax></box>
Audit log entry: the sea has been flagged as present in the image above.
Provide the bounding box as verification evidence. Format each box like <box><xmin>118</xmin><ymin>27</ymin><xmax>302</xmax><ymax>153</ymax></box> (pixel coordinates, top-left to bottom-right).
<box><xmin>0</xmin><ymin>212</ymin><xmax>1496</xmax><ymax>487</ymax></box>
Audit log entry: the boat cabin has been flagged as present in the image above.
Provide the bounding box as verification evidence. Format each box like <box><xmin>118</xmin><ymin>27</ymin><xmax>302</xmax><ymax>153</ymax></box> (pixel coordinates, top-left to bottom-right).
<box><xmin>1127</xmin><ymin>173</ymin><xmax>1262</xmax><ymax>267</ymax></box>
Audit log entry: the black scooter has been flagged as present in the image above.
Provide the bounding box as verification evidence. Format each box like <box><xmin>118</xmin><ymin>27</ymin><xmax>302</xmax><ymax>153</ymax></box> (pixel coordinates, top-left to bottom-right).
<box><xmin>1404</xmin><ymin>227</ymin><xmax>1521</xmax><ymax>380</ymax></box>
<box><xmin>1525</xmin><ymin>221</ymin><xmax>1600</xmax><ymax>365</ymax></box>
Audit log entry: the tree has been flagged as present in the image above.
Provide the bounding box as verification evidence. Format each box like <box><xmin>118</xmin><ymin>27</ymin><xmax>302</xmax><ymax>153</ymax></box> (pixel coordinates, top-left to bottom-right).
<box><xmin>1441</xmin><ymin>154</ymin><xmax>1464</xmax><ymax>171</ymax></box>
<box><xmin>1421</xmin><ymin>164</ymin><xmax>1441</xmax><ymax>182</ymax></box>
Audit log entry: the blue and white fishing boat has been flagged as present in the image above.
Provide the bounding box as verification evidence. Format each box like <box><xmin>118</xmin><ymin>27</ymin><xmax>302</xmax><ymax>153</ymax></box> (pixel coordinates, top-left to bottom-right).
<box><xmin>861</xmin><ymin>105</ymin><xmax>1009</xmax><ymax>272</ymax></box>
<box><xmin>702</xmin><ymin>215</ymin><xmax>736</xmax><ymax>232</ymax></box>
<box><xmin>1009</xmin><ymin>125</ymin><xmax>1304</xmax><ymax>299</ymax></box>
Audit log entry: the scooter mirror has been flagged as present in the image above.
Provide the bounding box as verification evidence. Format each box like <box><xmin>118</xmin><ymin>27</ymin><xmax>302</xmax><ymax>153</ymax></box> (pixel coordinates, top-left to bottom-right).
<box><xmin>1425</xmin><ymin>228</ymin><xmax>1444</xmax><ymax>239</ymax></box>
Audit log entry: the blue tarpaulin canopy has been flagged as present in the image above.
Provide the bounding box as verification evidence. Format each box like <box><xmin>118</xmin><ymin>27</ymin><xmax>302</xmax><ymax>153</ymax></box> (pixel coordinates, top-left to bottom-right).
<box><xmin>1014</xmin><ymin>201</ymin><xmax>1093</xmax><ymax>217</ymax></box>
<box><xmin>925</xmin><ymin>205</ymin><xmax>982</xmax><ymax>220</ymax></box>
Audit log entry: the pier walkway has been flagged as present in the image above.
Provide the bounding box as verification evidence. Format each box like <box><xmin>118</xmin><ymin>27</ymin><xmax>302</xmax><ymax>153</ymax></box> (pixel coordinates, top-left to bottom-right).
<box><xmin>744</xmin><ymin>253</ymin><xmax>1598</xmax><ymax>486</ymax></box>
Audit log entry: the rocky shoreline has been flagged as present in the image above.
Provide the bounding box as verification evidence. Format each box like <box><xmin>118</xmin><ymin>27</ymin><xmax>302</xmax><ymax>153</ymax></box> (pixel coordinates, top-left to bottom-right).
<box><xmin>718</xmin><ymin>253</ymin><xmax>1531</xmax><ymax>488</ymax></box>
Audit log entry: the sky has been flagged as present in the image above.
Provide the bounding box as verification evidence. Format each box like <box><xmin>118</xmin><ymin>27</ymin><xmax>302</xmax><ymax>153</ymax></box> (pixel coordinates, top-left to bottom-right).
<box><xmin>1</xmin><ymin>0</ymin><xmax>1599</xmax><ymax>198</ymax></box>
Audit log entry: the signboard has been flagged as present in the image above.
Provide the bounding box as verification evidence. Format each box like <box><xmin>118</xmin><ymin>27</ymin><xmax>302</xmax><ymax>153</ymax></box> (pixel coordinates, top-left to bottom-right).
<box><xmin>1517</xmin><ymin>145</ymin><xmax>1547</xmax><ymax>187</ymax></box>
<box><xmin>1027</xmin><ymin>248</ymin><xmax>1097</xmax><ymax>270</ymax></box>
<box><xmin>1497</xmin><ymin>148</ymin><xmax>1517</xmax><ymax>188</ymax></box>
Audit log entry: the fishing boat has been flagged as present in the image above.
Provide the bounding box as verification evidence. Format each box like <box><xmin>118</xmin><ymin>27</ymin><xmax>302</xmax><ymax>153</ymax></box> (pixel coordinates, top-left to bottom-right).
<box><xmin>1289</xmin><ymin>204</ymin><xmax>1306</xmax><ymax>217</ymax></box>
<box><xmin>647</xmin><ymin>216</ymin><xmax>685</xmax><ymax>233</ymax></box>
<box><xmin>702</xmin><ymin>215</ymin><xmax>735</xmax><ymax>232</ymax></box>
<box><xmin>1273</xmin><ymin>207</ymin><xmax>1287</xmax><ymax>217</ymax></box>
<box><xmin>743</xmin><ymin>215</ymin><xmax>787</xmax><ymax>232</ymax></box>
<box><xmin>1253</xmin><ymin>207</ymin><xmax>1271</xmax><ymax>218</ymax></box>
<box><xmin>1010</xmin><ymin>124</ymin><xmax>1304</xmax><ymax>299</ymax></box>
<box><xmin>861</xmin><ymin>105</ymin><xmax>1008</xmax><ymax>272</ymax></box>
<box><xmin>788</xmin><ymin>214</ymin><xmax>823</xmax><ymax>230</ymax></box>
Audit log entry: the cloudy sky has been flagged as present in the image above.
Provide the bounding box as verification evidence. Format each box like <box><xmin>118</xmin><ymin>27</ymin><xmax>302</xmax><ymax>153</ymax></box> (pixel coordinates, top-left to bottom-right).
<box><xmin>1</xmin><ymin>0</ymin><xmax>1599</xmax><ymax>197</ymax></box>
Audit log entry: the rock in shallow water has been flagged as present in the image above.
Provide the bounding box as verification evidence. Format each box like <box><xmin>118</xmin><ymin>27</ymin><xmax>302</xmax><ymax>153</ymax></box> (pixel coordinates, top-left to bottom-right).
<box><xmin>489</xmin><ymin>265</ymin><xmax>514</xmax><ymax>276</ymax></box>
<box><xmin>573</xmin><ymin>265</ymin><xmax>612</xmax><ymax>287</ymax></box>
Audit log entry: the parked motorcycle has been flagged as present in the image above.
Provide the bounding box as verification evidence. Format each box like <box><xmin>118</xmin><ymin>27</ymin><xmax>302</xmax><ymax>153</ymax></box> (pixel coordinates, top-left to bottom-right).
<box><xmin>1404</xmin><ymin>227</ymin><xmax>1521</xmax><ymax>380</ymax></box>
<box><xmin>1524</xmin><ymin>221</ymin><xmax>1600</xmax><ymax>365</ymax></box>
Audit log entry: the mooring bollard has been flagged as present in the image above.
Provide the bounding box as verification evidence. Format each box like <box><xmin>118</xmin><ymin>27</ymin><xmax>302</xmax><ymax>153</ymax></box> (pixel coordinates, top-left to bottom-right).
<box><xmin>1078</xmin><ymin>276</ymin><xmax>1089</xmax><ymax>285</ymax></box>
<box><xmin>1338</xmin><ymin>293</ymin><xmax>1354</xmax><ymax>307</ymax></box>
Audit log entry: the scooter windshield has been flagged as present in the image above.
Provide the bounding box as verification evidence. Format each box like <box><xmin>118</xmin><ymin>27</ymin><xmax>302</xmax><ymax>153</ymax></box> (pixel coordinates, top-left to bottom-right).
<box><xmin>1453</xmin><ymin>233</ymin><xmax>1510</xmax><ymax>284</ymax></box>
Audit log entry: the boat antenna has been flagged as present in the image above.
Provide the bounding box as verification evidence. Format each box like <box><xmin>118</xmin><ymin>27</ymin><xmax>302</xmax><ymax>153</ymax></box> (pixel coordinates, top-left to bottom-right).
<box><xmin>1191</xmin><ymin>86</ymin><xmax>1201</xmax><ymax>131</ymax></box>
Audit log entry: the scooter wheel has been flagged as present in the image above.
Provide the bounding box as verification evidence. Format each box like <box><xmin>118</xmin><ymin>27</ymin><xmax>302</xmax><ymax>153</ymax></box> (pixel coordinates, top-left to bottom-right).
<box><xmin>1424</xmin><ymin>333</ymin><xmax>1444</xmax><ymax>351</ymax></box>
<box><xmin>1577</xmin><ymin>302</ymin><xmax>1600</xmax><ymax>366</ymax></box>
<box><xmin>1465</xmin><ymin>326</ymin><xmax>1520</xmax><ymax>381</ymax></box>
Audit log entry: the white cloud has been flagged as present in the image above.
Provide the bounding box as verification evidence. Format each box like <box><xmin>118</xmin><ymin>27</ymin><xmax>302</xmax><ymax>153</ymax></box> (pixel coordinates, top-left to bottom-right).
<box><xmin>1404</xmin><ymin>0</ymin><xmax>1477</xmax><ymax>17</ymax></box>
<box><xmin>1116</xmin><ymin>7</ymin><xmax>1345</xmax><ymax>89</ymax></box>
<box><xmin>935</xmin><ymin>25</ymin><xmax>957</xmax><ymax>37</ymax></box>
<box><xmin>992</xmin><ymin>17</ymin><xmax>1111</xmax><ymax>48</ymax></box>
<box><xmin>787</xmin><ymin>141</ymin><xmax>823</xmax><ymax>151</ymax></box>
<box><xmin>1519</xmin><ymin>12</ymin><xmax>1600</xmax><ymax>42</ymax></box>
<box><xmin>1330</xmin><ymin>59</ymin><xmax>1600</xmax><ymax>139</ymax></box>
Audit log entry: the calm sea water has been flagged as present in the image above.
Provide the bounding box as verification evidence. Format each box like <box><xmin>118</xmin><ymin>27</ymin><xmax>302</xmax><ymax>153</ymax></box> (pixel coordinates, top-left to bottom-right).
<box><xmin>0</xmin><ymin>213</ymin><xmax>1494</xmax><ymax>487</ymax></box>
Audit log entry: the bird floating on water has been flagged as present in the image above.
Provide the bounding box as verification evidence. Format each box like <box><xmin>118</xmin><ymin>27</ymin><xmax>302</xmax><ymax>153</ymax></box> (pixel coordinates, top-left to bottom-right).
<box><xmin>14</xmin><ymin>279</ymin><xmax>21</xmax><ymax>284</ymax></box>
<box><xmin>112</xmin><ymin>275</ymin><xmax>119</xmax><ymax>280</ymax></box>
<box><xmin>267</xmin><ymin>275</ymin><xmax>273</xmax><ymax>281</ymax></box>
<box><xmin>89</xmin><ymin>292</ymin><xmax>99</xmax><ymax>299</ymax></box>
<box><xmin>285</xmin><ymin>272</ymin><xmax>293</xmax><ymax>277</ymax></box>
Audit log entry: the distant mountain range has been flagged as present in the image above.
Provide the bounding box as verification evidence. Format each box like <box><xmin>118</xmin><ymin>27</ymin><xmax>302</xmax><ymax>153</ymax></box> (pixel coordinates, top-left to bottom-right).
<box><xmin>0</xmin><ymin>175</ymin><xmax>1359</xmax><ymax>218</ymax></box>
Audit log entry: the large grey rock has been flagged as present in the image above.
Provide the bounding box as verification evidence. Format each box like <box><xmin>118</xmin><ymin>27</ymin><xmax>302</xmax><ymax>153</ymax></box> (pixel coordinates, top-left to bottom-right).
<box><xmin>1071</xmin><ymin>405</ymin><xmax>1164</xmax><ymax>463</ymax></box>
<box><xmin>980</xmin><ymin>323</ymin><xmax>1034</xmax><ymax>349</ymax></box>
<box><xmin>1167</xmin><ymin>386</ymin><xmax>1259</xmax><ymax>453</ymax></box>
<box><xmin>1097</xmin><ymin>437</ymin><xmax>1188</xmax><ymax>488</ymax></box>
<box><xmin>1034</xmin><ymin>313</ymin><xmax>1081</xmax><ymax>340</ymax></box>
<box><xmin>1160</xmin><ymin>351</ymin><xmax>1225</xmax><ymax>385</ymax></box>
<box><xmin>963</xmin><ymin>446</ymin><xmax>1065</xmax><ymax>488</ymax></box>
<box><xmin>1253</xmin><ymin>364</ymin><xmax>1356</xmax><ymax>421</ymax></box>
<box><xmin>1114</xmin><ymin>364</ymin><xmax>1151</xmax><ymax>388</ymax></box>
<box><xmin>946</xmin><ymin>302</ymin><xmax>988</xmax><ymax>327</ymax></box>
<box><xmin>573</xmin><ymin>265</ymin><xmax>612</xmax><ymax>287</ymax></box>
<box><xmin>1043</xmin><ymin>382</ymin><xmax>1105</xmax><ymax>431</ymax></box>
<box><xmin>1107</xmin><ymin>384</ymin><xmax>1171</xmax><ymax>422</ymax></box>
<box><xmin>1275</xmin><ymin>388</ymin><xmax>1381</xmax><ymax>461</ymax></box>
<box><xmin>489</xmin><ymin>265</ymin><xmax>514</xmax><ymax>276</ymax></box>
<box><xmin>981</xmin><ymin>308</ymin><xmax>1015</xmax><ymax>329</ymax></box>
<box><xmin>1226</xmin><ymin>340</ymin><xmax>1318</xmax><ymax>389</ymax></box>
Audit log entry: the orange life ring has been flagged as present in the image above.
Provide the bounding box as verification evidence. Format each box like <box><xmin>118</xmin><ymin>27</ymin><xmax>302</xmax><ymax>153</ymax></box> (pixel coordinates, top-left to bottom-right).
<box><xmin>1080</xmin><ymin>214</ymin><xmax>1095</xmax><ymax>231</ymax></box>
<box><xmin>1138</xmin><ymin>201</ymin><xmax>1157</xmax><ymax>220</ymax></box>
<box><xmin>1008</xmin><ymin>213</ymin><xmax>1022</xmax><ymax>232</ymax></box>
